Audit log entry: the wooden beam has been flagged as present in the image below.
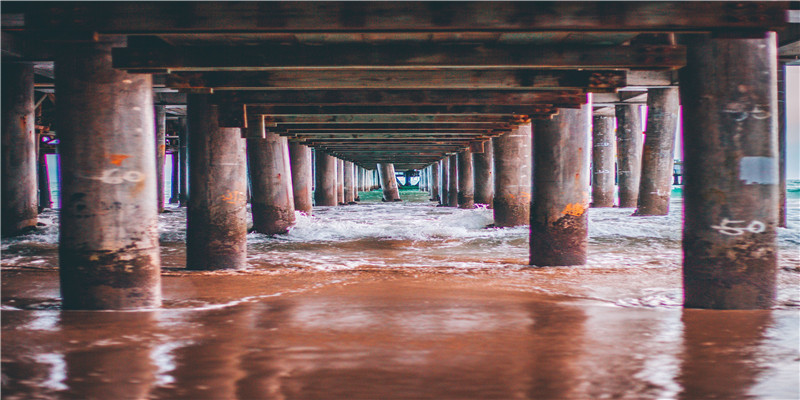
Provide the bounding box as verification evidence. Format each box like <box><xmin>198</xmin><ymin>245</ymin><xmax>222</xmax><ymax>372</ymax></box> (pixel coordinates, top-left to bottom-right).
<box><xmin>27</xmin><ymin>2</ymin><xmax>788</xmax><ymax>33</ymax></box>
<box><xmin>272</xmin><ymin>123</ymin><xmax>508</xmax><ymax>131</ymax></box>
<box><xmin>165</xmin><ymin>70</ymin><xmax>626</xmax><ymax>92</ymax></box>
<box><xmin>247</xmin><ymin>105</ymin><xmax>557</xmax><ymax>115</ymax></box>
<box><xmin>114</xmin><ymin>43</ymin><xmax>685</xmax><ymax>71</ymax></box>
<box><xmin>267</xmin><ymin>115</ymin><xmax>518</xmax><ymax>123</ymax></box>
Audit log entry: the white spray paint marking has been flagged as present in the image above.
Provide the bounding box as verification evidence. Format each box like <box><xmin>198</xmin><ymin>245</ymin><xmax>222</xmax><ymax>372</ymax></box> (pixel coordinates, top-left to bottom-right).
<box><xmin>711</xmin><ymin>218</ymin><xmax>766</xmax><ymax>236</ymax></box>
<box><xmin>739</xmin><ymin>156</ymin><xmax>777</xmax><ymax>185</ymax></box>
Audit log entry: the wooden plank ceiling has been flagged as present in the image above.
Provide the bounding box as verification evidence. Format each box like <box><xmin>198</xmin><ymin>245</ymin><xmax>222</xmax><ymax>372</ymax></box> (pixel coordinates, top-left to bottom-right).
<box><xmin>4</xmin><ymin>2</ymin><xmax>789</xmax><ymax>170</ymax></box>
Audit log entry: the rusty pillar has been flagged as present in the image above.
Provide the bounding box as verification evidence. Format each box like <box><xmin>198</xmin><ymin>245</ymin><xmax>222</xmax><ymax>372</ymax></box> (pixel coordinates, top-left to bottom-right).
<box><xmin>186</xmin><ymin>94</ymin><xmax>247</xmax><ymax>270</ymax></box>
<box><xmin>378</xmin><ymin>163</ymin><xmax>401</xmax><ymax>201</ymax></box>
<box><xmin>56</xmin><ymin>40</ymin><xmax>161</xmax><ymax>309</ymax></box>
<box><xmin>1</xmin><ymin>63</ymin><xmax>38</xmax><ymax>237</ymax></box>
<box><xmin>289</xmin><ymin>142</ymin><xmax>313</xmax><ymax>214</ymax></box>
<box><xmin>473</xmin><ymin>140</ymin><xmax>494</xmax><ymax>208</ymax></box>
<box><xmin>247</xmin><ymin>118</ymin><xmax>296</xmax><ymax>235</ymax></box>
<box><xmin>447</xmin><ymin>154</ymin><xmax>459</xmax><ymax>207</ymax></box>
<box><xmin>493</xmin><ymin>125</ymin><xmax>532</xmax><ymax>227</ymax></box>
<box><xmin>439</xmin><ymin>158</ymin><xmax>449</xmax><ymax>205</ymax></box>
<box><xmin>615</xmin><ymin>104</ymin><xmax>643</xmax><ymax>208</ymax></box>
<box><xmin>680</xmin><ymin>33</ymin><xmax>778</xmax><ymax>309</ymax></box>
<box><xmin>531</xmin><ymin>104</ymin><xmax>591</xmax><ymax>266</ymax></box>
<box><xmin>635</xmin><ymin>88</ymin><xmax>680</xmax><ymax>216</ymax></box>
<box><xmin>457</xmin><ymin>150</ymin><xmax>474</xmax><ymax>208</ymax></box>
<box><xmin>314</xmin><ymin>151</ymin><xmax>337</xmax><ymax>206</ymax></box>
<box><xmin>178</xmin><ymin>117</ymin><xmax>188</xmax><ymax>207</ymax></box>
<box><xmin>430</xmin><ymin>161</ymin><xmax>440</xmax><ymax>201</ymax></box>
<box><xmin>591</xmin><ymin>116</ymin><xmax>616</xmax><ymax>207</ymax></box>
<box><xmin>154</xmin><ymin>105</ymin><xmax>166</xmax><ymax>213</ymax></box>
<box><xmin>344</xmin><ymin>161</ymin><xmax>356</xmax><ymax>203</ymax></box>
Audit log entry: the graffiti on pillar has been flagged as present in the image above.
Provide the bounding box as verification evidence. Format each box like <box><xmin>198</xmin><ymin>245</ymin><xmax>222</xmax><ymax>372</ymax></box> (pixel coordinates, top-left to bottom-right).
<box><xmin>221</xmin><ymin>190</ymin><xmax>245</xmax><ymax>205</ymax></box>
<box><xmin>81</xmin><ymin>169</ymin><xmax>145</xmax><ymax>184</ymax></box>
<box><xmin>710</xmin><ymin>218</ymin><xmax>766</xmax><ymax>236</ymax></box>
<box><xmin>108</xmin><ymin>154</ymin><xmax>131</xmax><ymax>166</ymax></box>
<box><xmin>595</xmin><ymin>169</ymin><xmax>611</xmax><ymax>174</ymax></box>
<box><xmin>562</xmin><ymin>203</ymin><xmax>586</xmax><ymax>217</ymax></box>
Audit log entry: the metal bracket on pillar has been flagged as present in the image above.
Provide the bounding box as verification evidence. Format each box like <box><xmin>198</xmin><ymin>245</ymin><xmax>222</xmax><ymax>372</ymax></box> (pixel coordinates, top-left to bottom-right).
<box><xmin>218</xmin><ymin>103</ymin><xmax>247</xmax><ymax>129</ymax></box>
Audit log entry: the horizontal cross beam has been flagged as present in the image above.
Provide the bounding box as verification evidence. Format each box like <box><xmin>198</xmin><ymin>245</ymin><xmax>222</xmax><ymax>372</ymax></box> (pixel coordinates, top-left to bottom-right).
<box><xmin>247</xmin><ymin>105</ymin><xmax>558</xmax><ymax>116</ymax></box>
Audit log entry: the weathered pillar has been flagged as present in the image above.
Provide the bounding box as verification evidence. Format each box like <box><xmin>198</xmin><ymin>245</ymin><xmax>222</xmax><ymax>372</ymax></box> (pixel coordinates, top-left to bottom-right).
<box><xmin>343</xmin><ymin>161</ymin><xmax>356</xmax><ymax>204</ymax></box>
<box><xmin>186</xmin><ymin>94</ymin><xmax>247</xmax><ymax>270</ymax></box>
<box><xmin>457</xmin><ymin>150</ymin><xmax>474</xmax><ymax>208</ymax></box>
<box><xmin>247</xmin><ymin>117</ymin><xmax>296</xmax><ymax>235</ymax></box>
<box><xmin>591</xmin><ymin>115</ymin><xmax>616</xmax><ymax>207</ymax></box>
<box><xmin>430</xmin><ymin>162</ymin><xmax>440</xmax><ymax>201</ymax></box>
<box><xmin>439</xmin><ymin>158</ymin><xmax>449</xmax><ymax>205</ymax></box>
<box><xmin>493</xmin><ymin>125</ymin><xmax>532</xmax><ymax>226</ymax></box>
<box><xmin>154</xmin><ymin>105</ymin><xmax>166</xmax><ymax>213</ymax></box>
<box><xmin>615</xmin><ymin>104</ymin><xmax>644</xmax><ymax>208</ymax></box>
<box><xmin>314</xmin><ymin>150</ymin><xmax>337</xmax><ymax>206</ymax></box>
<box><xmin>531</xmin><ymin>104</ymin><xmax>591</xmax><ymax>266</ymax></box>
<box><xmin>336</xmin><ymin>158</ymin><xmax>345</xmax><ymax>204</ymax></box>
<box><xmin>289</xmin><ymin>142</ymin><xmax>313</xmax><ymax>214</ymax></box>
<box><xmin>447</xmin><ymin>154</ymin><xmax>459</xmax><ymax>207</ymax></box>
<box><xmin>378</xmin><ymin>163</ymin><xmax>401</xmax><ymax>201</ymax></box>
<box><xmin>473</xmin><ymin>140</ymin><xmax>493</xmax><ymax>207</ymax></box>
<box><xmin>56</xmin><ymin>40</ymin><xmax>160</xmax><ymax>309</ymax></box>
<box><xmin>1</xmin><ymin>63</ymin><xmax>38</xmax><ymax>237</ymax></box>
<box><xmin>680</xmin><ymin>33</ymin><xmax>778</xmax><ymax>309</ymax></box>
<box><xmin>778</xmin><ymin>63</ymin><xmax>787</xmax><ymax>228</ymax></box>
<box><xmin>169</xmin><ymin>152</ymin><xmax>179</xmax><ymax>204</ymax></box>
<box><xmin>635</xmin><ymin>88</ymin><xmax>680</xmax><ymax>216</ymax></box>
<box><xmin>178</xmin><ymin>117</ymin><xmax>188</xmax><ymax>206</ymax></box>
<box><xmin>38</xmin><ymin>148</ymin><xmax>52</xmax><ymax>210</ymax></box>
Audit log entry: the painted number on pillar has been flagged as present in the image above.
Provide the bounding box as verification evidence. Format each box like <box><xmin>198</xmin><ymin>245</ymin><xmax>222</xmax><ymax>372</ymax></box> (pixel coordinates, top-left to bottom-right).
<box><xmin>221</xmin><ymin>190</ymin><xmax>245</xmax><ymax>204</ymax></box>
<box><xmin>710</xmin><ymin>218</ymin><xmax>766</xmax><ymax>236</ymax></box>
<box><xmin>82</xmin><ymin>169</ymin><xmax>145</xmax><ymax>184</ymax></box>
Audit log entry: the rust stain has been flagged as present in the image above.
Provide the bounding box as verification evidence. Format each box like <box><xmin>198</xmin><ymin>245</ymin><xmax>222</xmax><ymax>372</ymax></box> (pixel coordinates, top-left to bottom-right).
<box><xmin>109</xmin><ymin>154</ymin><xmax>131</xmax><ymax>166</ymax></box>
<box><xmin>562</xmin><ymin>203</ymin><xmax>586</xmax><ymax>217</ymax></box>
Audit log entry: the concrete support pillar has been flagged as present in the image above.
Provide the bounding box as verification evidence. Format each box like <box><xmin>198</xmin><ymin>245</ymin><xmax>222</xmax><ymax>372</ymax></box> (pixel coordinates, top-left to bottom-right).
<box><xmin>457</xmin><ymin>150</ymin><xmax>474</xmax><ymax>208</ymax></box>
<box><xmin>178</xmin><ymin>117</ymin><xmax>188</xmax><ymax>206</ymax></box>
<box><xmin>186</xmin><ymin>94</ymin><xmax>247</xmax><ymax>270</ymax></box>
<box><xmin>344</xmin><ymin>161</ymin><xmax>356</xmax><ymax>204</ymax></box>
<box><xmin>154</xmin><ymin>105</ymin><xmax>166</xmax><ymax>213</ymax></box>
<box><xmin>378</xmin><ymin>163</ymin><xmax>401</xmax><ymax>201</ymax></box>
<box><xmin>247</xmin><ymin>117</ymin><xmax>296</xmax><ymax>235</ymax></box>
<box><xmin>56</xmin><ymin>40</ymin><xmax>161</xmax><ymax>309</ymax></box>
<box><xmin>591</xmin><ymin>115</ymin><xmax>616</xmax><ymax>207</ymax></box>
<box><xmin>615</xmin><ymin>104</ymin><xmax>644</xmax><ymax>208</ymax></box>
<box><xmin>680</xmin><ymin>33</ymin><xmax>778</xmax><ymax>309</ymax></box>
<box><xmin>314</xmin><ymin>151</ymin><xmax>337</xmax><ymax>206</ymax></box>
<box><xmin>531</xmin><ymin>104</ymin><xmax>591</xmax><ymax>266</ymax></box>
<box><xmin>38</xmin><ymin>148</ymin><xmax>52</xmax><ymax>210</ymax></box>
<box><xmin>439</xmin><ymin>158</ymin><xmax>449</xmax><ymax>205</ymax></box>
<box><xmin>430</xmin><ymin>162</ymin><xmax>440</xmax><ymax>201</ymax></box>
<box><xmin>778</xmin><ymin>63</ymin><xmax>787</xmax><ymax>228</ymax></box>
<box><xmin>473</xmin><ymin>140</ymin><xmax>494</xmax><ymax>207</ymax></box>
<box><xmin>289</xmin><ymin>142</ymin><xmax>313</xmax><ymax>214</ymax></box>
<box><xmin>447</xmin><ymin>154</ymin><xmax>459</xmax><ymax>207</ymax></box>
<box><xmin>1</xmin><ymin>63</ymin><xmax>38</xmax><ymax>237</ymax></box>
<box><xmin>493</xmin><ymin>125</ymin><xmax>532</xmax><ymax>227</ymax></box>
<box><xmin>169</xmin><ymin>152</ymin><xmax>179</xmax><ymax>204</ymax></box>
<box><xmin>635</xmin><ymin>88</ymin><xmax>680</xmax><ymax>216</ymax></box>
<box><xmin>336</xmin><ymin>158</ymin><xmax>345</xmax><ymax>204</ymax></box>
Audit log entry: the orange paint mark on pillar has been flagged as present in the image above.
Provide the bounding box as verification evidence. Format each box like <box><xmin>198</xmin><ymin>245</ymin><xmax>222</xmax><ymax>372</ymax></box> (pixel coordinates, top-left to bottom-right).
<box><xmin>108</xmin><ymin>154</ymin><xmax>131</xmax><ymax>166</ymax></box>
<box><xmin>562</xmin><ymin>203</ymin><xmax>586</xmax><ymax>216</ymax></box>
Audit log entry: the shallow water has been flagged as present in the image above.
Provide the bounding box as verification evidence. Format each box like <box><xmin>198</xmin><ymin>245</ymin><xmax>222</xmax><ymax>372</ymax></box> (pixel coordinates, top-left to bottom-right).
<box><xmin>2</xmin><ymin>186</ymin><xmax>799</xmax><ymax>399</ymax></box>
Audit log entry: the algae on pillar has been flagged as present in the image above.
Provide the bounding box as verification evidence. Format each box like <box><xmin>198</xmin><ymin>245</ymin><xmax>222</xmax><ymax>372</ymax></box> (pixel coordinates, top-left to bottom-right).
<box><xmin>247</xmin><ymin>116</ymin><xmax>296</xmax><ymax>235</ymax></box>
<box><xmin>531</xmin><ymin>104</ymin><xmax>592</xmax><ymax>266</ymax></box>
<box><xmin>56</xmin><ymin>39</ymin><xmax>161</xmax><ymax>308</ymax></box>
<box><xmin>314</xmin><ymin>150</ymin><xmax>338</xmax><ymax>206</ymax></box>
<box><xmin>635</xmin><ymin>88</ymin><xmax>680</xmax><ymax>216</ymax></box>
<box><xmin>1</xmin><ymin>63</ymin><xmax>38</xmax><ymax>237</ymax></box>
<box><xmin>680</xmin><ymin>33</ymin><xmax>779</xmax><ymax>309</ymax></box>
<box><xmin>187</xmin><ymin>94</ymin><xmax>247</xmax><ymax>270</ymax></box>
<box><xmin>591</xmin><ymin>115</ymin><xmax>616</xmax><ymax>207</ymax></box>
<box><xmin>493</xmin><ymin>125</ymin><xmax>532</xmax><ymax>227</ymax></box>
<box><xmin>378</xmin><ymin>163</ymin><xmax>401</xmax><ymax>201</ymax></box>
<box><xmin>473</xmin><ymin>140</ymin><xmax>494</xmax><ymax>208</ymax></box>
<box><xmin>457</xmin><ymin>150</ymin><xmax>474</xmax><ymax>208</ymax></box>
<box><xmin>616</xmin><ymin>104</ymin><xmax>644</xmax><ymax>208</ymax></box>
<box><xmin>289</xmin><ymin>142</ymin><xmax>313</xmax><ymax>214</ymax></box>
